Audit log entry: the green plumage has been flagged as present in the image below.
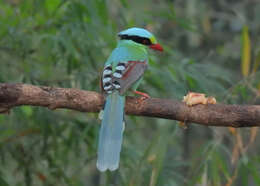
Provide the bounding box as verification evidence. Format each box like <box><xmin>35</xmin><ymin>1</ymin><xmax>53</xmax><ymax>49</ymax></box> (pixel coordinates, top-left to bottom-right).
<box><xmin>106</xmin><ymin>40</ymin><xmax>148</xmax><ymax>91</ymax></box>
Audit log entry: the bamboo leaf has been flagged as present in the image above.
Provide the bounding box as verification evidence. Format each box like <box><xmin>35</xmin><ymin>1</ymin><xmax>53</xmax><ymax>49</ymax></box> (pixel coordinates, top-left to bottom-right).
<box><xmin>241</xmin><ymin>25</ymin><xmax>251</xmax><ymax>77</ymax></box>
<box><xmin>249</xmin><ymin>127</ymin><xmax>258</xmax><ymax>145</ymax></box>
<box><xmin>252</xmin><ymin>50</ymin><xmax>260</xmax><ymax>73</ymax></box>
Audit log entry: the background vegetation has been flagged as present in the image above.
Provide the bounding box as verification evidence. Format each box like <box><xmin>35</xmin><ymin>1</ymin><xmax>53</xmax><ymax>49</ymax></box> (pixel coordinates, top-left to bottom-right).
<box><xmin>0</xmin><ymin>0</ymin><xmax>260</xmax><ymax>185</ymax></box>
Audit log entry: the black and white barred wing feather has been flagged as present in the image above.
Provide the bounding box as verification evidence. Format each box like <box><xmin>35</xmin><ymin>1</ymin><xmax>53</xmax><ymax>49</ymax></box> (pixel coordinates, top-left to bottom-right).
<box><xmin>101</xmin><ymin>61</ymin><xmax>148</xmax><ymax>95</ymax></box>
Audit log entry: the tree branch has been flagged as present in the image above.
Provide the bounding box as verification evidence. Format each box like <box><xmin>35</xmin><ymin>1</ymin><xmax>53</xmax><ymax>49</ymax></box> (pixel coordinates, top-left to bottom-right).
<box><xmin>0</xmin><ymin>83</ymin><xmax>260</xmax><ymax>127</ymax></box>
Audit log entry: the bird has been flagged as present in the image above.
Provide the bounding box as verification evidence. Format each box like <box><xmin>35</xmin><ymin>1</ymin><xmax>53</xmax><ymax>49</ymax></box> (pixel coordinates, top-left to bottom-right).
<box><xmin>97</xmin><ymin>27</ymin><xmax>163</xmax><ymax>172</ymax></box>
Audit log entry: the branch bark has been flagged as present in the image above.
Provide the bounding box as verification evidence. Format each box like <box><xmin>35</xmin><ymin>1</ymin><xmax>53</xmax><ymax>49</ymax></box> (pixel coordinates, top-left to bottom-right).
<box><xmin>0</xmin><ymin>83</ymin><xmax>260</xmax><ymax>128</ymax></box>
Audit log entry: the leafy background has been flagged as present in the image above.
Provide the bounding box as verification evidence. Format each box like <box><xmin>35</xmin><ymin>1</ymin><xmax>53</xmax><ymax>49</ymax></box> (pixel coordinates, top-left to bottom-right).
<box><xmin>0</xmin><ymin>0</ymin><xmax>260</xmax><ymax>185</ymax></box>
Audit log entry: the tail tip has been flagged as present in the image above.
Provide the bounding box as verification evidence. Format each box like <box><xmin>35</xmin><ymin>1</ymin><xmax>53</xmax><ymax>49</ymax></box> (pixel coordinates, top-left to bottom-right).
<box><xmin>96</xmin><ymin>162</ymin><xmax>107</xmax><ymax>172</ymax></box>
<box><xmin>96</xmin><ymin>162</ymin><xmax>119</xmax><ymax>172</ymax></box>
<box><xmin>108</xmin><ymin>164</ymin><xmax>119</xmax><ymax>171</ymax></box>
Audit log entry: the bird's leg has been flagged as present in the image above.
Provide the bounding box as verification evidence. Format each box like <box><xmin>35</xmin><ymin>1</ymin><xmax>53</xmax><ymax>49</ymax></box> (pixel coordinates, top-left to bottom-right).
<box><xmin>179</xmin><ymin>92</ymin><xmax>217</xmax><ymax>128</ymax></box>
<box><xmin>133</xmin><ymin>90</ymin><xmax>150</xmax><ymax>99</ymax></box>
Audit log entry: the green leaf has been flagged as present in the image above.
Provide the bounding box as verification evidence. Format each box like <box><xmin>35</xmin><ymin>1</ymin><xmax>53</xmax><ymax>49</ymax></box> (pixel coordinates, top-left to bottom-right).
<box><xmin>45</xmin><ymin>0</ymin><xmax>61</xmax><ymax>14</ymax></box>
<box><xmin>21</xmin><ymin>106</ymin><xmax>33</xmax><ymax>117</ymax></box>
<box><xmin>0</xmin><ymin>177</ymin><xmax>9</xmax><ymax>186</ymax></box>
<box><xmin>95</xmin><ymin>0</ymin><xmax>108</xmax><ymax>25</ymax></box>
<box><xmin>185</xmin><ymin>74</ymin><xmax>197</xmax><ymax>89</ymax></box>
<box><xmin>247</xmin><ymin>161</ymin><xmax>260</xmax><ymax>184</ymax></box>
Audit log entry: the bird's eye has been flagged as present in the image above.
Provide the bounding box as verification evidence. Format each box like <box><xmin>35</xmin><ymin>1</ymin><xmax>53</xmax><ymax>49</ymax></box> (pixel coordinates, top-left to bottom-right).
<box><xmin>142</xmin><ymin>39</ymin><xmax>148</xmax><ymax>44</ymax></box>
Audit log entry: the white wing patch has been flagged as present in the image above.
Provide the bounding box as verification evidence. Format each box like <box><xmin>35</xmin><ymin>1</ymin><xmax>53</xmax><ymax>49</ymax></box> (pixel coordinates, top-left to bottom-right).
<box><xmin>115</xmin><ymin>65</ymin><xmax>125</xmax><ymax>71</ymax></box>
<box><xmin>113</xmin><ymin>83</ymin><xmax>121</xmax><ymax>89</ymax></box>
<box><xmin>103</xmin><ymin>77</ymin><xmax>111</xmax><ymax>83</ymax></box>
<box><xmin>103</xmin><ymin>69</ymin><xmax>112</xmax><ymax>75</ymax></box>
<box><xmin>104</xmin><ymin>85</ymin><xmax>112</xmax><ymax>90</ymax></box>
<box><xmin>113</xmin><ymin>72</ymin><xmax>122</xmax><ymax>78</ymax></box>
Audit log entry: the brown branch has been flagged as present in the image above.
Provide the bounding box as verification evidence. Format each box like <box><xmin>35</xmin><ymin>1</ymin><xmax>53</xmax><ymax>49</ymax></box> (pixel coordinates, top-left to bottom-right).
<box><xmin>0</xmin><ymin>83</ymin><xmax>260</xmax><ymax>128</ymax></box>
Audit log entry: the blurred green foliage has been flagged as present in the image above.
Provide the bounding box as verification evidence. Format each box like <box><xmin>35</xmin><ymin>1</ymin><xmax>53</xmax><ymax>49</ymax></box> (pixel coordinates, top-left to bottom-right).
<box><xmin>0</xmin><ymin>0</ymin><xmax>260</xmax><ymax>185</ymax></box>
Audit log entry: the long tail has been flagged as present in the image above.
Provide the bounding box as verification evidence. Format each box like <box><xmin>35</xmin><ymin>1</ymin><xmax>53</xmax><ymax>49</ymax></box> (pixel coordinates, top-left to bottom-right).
<box><xmin>97</xmin><ymin>91</ymin><xmax>125</xmax><ymax>172</ymax></box>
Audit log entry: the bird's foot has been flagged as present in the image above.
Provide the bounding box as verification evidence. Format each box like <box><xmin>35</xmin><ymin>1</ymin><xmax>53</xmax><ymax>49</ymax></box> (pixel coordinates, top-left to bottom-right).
<box><xmin>133</xmin><ymin>90</ymin><xmax>150</xmax><ymax>101</ymax></box>
<box><xmin>182</xmin><ymin>92</ymin><xmax>216</xmax><ymax>106</ymax></box>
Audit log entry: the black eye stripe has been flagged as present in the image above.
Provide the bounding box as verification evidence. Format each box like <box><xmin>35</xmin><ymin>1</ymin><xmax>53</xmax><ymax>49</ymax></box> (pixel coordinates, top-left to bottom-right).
<box><xmin>119</xmin><ymin>34</ymin><xmax>152</xmax><ymax>46</ymax></box>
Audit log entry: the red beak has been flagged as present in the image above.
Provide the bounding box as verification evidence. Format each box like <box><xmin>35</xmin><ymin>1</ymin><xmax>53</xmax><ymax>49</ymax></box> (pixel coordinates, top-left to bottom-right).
<box><xmin>149</xmin><ymin>43</ymin><xmax>163</xmax><ymax>52</ymax></box>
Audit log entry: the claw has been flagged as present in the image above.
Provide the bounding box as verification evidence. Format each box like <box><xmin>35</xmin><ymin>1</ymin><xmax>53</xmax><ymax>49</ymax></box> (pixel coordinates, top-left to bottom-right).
<box><xmin>134</xmin><ymin>90</ymin><xmax>150</xmax><ymax>100</ymax></box>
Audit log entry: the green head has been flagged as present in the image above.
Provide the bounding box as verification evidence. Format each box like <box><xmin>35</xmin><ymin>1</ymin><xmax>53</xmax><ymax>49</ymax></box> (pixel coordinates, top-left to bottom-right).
<box><xmin>118</xmin><ymin>27</ymin><xmax>163</xmax><ymax>52</ymax></box>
